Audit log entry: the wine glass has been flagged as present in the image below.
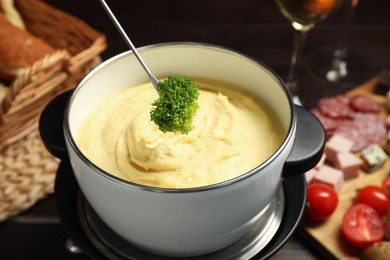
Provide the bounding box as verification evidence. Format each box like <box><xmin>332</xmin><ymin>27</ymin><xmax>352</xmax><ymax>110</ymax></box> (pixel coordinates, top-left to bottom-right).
<box><xmin>274</xmin><ymin>0</ymin><xmax>345</xmax><ymax>97</ymax></box>
<box><xmin>307</xmin><ymin>0</ymin><xmax>362</xmax><ymax>87</ymax></box>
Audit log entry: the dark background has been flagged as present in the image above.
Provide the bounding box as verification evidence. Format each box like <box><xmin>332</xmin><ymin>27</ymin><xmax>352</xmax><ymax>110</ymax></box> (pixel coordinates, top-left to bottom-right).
<box><xmin>49</xmin><ymin>0</ymin><xmax>390</xmax><ymax>107</ymax></box>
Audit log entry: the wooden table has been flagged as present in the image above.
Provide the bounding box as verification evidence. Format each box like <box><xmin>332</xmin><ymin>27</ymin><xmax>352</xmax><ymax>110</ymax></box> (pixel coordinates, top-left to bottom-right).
<box><xmin>1</xmin><ymin>0</ymin><xmax>390</xmax><ymax>259</ymax></box>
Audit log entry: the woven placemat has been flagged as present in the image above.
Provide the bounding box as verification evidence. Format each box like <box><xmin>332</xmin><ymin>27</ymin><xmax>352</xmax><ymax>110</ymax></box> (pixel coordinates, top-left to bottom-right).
<box><xmin>0</xmin><ymin>126</ymin><xmax>59</xmax><ymax>221</ymax></box>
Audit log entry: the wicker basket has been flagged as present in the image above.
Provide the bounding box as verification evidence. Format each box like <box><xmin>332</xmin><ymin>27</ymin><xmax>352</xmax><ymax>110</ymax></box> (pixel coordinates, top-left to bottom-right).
<box><xmin>0</xmin><ymin>0</ymin><xmax>106</xmax><ymax>221</ymax></box>
<box><xmin>0</xmin><ymin>0</ymin><xmax>106</xmax><ymax>151</ymax></box>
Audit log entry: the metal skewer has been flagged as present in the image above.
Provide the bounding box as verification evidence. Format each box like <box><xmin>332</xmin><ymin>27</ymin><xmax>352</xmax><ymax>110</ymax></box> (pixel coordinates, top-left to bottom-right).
<box><xmin>99</xmin><ymin>0</ymin><xmax>159</xmax><ymax>93</ymax></box>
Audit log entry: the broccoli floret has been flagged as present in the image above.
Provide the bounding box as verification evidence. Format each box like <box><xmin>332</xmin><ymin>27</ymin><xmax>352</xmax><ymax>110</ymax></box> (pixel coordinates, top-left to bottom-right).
<box><xmin>150</xmin><ymin>76</ymin><xmax>199</xmax><ymax>134</ymax></box>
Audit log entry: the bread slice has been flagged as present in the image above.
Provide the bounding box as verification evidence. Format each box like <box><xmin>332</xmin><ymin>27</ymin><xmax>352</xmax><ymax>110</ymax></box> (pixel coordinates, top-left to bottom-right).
<box><xmin>0</xmin><ymin>0</ymin><xmax>25</xmax><ymax>29</ymax></box>
<box><xmin>0</xmin><ymin>14</ymin><xmax>54</xmax><ymax>81</ymax></box>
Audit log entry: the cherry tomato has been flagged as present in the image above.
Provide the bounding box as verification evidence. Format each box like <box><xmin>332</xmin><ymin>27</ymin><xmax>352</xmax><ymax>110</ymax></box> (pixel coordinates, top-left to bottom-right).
<box><xmin>356</xmin><ymin>185</ymin><xmax>389</xmax><ymax>216</ymax></box>
<box><xmin>306</xmin><ymin>183</ymin><xmax>338</xmax><ymax>221</ymax></box>
<box><xmin>382</xmin><ymin>176</ymin><xmax>390</xmax><ymax>191</ymax></box>
<box><xmin>342</xmin><ymin>203</ymin><xmax>385</xmax><ymax>248</ymax></box>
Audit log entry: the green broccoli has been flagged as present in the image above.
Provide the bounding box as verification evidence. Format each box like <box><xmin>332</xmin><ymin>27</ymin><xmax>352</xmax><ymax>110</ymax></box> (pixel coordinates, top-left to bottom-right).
<box><xmin>150</xmin><ymin>76</ymin><xmax>199</xmax><ymax>134</ymax></box>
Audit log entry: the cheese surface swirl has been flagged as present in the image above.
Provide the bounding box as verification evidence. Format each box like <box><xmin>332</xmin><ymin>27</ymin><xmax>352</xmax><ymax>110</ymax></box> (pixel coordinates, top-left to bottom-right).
<box><xmin>76</xmin><ymin>80</ymin><xmax>284</xmax><ymax>188</ymax></box>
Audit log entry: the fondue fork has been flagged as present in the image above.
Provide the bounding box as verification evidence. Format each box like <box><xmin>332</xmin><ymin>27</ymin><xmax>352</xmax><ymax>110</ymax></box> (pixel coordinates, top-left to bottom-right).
<box><xmin>98</xmin><ymin>0</ymin><xmax>159</xmax><ymax>93</ymax></box>
<box><xmin>98</xmin><ymin>0</ymin><xmax>200</xmax><ymax>134</ymax></box>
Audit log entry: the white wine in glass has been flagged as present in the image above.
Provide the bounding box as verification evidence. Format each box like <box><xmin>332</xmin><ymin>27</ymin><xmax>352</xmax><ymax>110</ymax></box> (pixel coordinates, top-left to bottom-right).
<box><xmin>275</xmin><ymin>0</ymin><xmax>345</xmax><ymax>96</ymax></box>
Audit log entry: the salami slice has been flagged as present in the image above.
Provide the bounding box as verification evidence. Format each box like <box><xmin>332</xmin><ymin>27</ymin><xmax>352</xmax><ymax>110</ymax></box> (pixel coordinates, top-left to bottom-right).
<box><xmin>318</xmin><ymin>95</ymin><xmax>353</xmax><ymax>119</ymax></box>
<box><xmin>335</xmin><ymin>113</ymin><xmax>386</xmax><ymax>152</ymax></box>
<box><xmin>349</xmin><ymin>95</ymin><xmax>381</xmax><ymax>113</ymax></box>
<box><xmin>311</xmin><ymin>108</ymin><xmax>338</xmax><ymax>138</ymax></box>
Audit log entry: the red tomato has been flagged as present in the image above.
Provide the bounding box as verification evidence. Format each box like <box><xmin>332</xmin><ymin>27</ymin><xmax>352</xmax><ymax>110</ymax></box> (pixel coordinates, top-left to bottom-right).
<box><xmin>382</xmin><ymin>176</ymin><xmax>390</xmax><ymax>191</ymax></box>
<box><xmin>342</xmin><ymin>203</ymin><xmax>385</xmax><ymax>248</ymax></box>
<box><xmin>356</xmin><ymin>185</ymin><xmax>389</xmax><ymax>216</ymax></box>
<box><xmin>306</xmin><ymin>183</ymin><xmax>338</xmax><ymax>221</ymax></box>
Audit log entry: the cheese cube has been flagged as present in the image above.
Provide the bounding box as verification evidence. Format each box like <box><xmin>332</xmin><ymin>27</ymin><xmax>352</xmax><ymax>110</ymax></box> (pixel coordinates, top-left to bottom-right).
<box><xmin>314</xmin><ymin>165</ymin><xmax>344</xmax><ymax>193</ymax></box>
<box><xmin>325</xmin><ymin>134</ymin><xmax>353</xmax><ymax>164</ymax></box>
<box><xmin>334</xmin><ymin>152</ymin><xmax>363</xmax><ymax>180</ymax></box>
<box><xmin>361</xmin><ymin>144</ymin><xmax>388</xmax><ymax>172</ymax></box>
<box><xmin>305</xmin><ymin>168</ymin><xmax>318</xmax><ymax>184</ymax></box>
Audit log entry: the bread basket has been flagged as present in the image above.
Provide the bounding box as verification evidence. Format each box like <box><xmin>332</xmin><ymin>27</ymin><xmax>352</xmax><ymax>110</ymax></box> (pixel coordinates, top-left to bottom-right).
<box><xmin>0</xmin><ymin>0</ymin><xmax>106</xmax><ymax>221</ymax></box>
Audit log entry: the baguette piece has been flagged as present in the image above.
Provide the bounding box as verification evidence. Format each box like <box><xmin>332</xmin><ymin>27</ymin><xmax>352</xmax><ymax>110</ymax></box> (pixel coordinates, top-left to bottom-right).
<box><xmin>0</xmin><ymin>14</ymin><xmax>54</xmax><ymax>81</ymax></box>
<box><xmin>0</xmin><ymin>0</ymin><xmax>25</xmax><ymax>29</ymax></box>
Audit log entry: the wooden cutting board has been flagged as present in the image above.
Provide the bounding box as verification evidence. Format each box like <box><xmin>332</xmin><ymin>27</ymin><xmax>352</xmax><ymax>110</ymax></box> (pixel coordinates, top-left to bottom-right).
<box><xmin>299</xmin><ymin>77</ymin><xmax>390</xmax><ymax>259</ymax></box>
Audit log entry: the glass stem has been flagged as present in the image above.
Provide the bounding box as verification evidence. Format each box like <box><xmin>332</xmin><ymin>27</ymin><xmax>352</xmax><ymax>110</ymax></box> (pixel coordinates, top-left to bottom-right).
<box><xmin>330</xmin><ymin>0</ymin><xmax>357</xmax><ymax>76</ymax></box>
<box><xmin>286</xmin><ymin>27</ymin><xmax>309</xmax><ymax>95</ymax></box>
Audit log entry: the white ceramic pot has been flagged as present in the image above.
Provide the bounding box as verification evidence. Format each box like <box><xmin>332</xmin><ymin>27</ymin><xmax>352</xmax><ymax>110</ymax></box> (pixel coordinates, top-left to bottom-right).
<box><xmin>44</xmin><ymin>43</ymin><xmax>325</xmax><ymax>257</ymax></box>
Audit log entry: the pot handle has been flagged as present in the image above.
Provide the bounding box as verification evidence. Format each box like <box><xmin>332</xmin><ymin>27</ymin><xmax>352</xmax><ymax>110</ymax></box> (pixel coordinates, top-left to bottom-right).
<box><xmin>282</xmin><ymin>105</ymin><xmax>325</xmax><ymax>177</ymax></box>
<box><xmin>39</xmin><ymin>90</ymin><xmax>72</xmax><ymax>160</ymax></box>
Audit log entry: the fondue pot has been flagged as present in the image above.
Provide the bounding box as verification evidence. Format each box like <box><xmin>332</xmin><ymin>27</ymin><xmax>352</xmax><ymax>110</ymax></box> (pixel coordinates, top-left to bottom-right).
<box><xmin>40</xmin><ymin>43</ymin><xmax>325</xmax><ymax>257</ymax></box>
